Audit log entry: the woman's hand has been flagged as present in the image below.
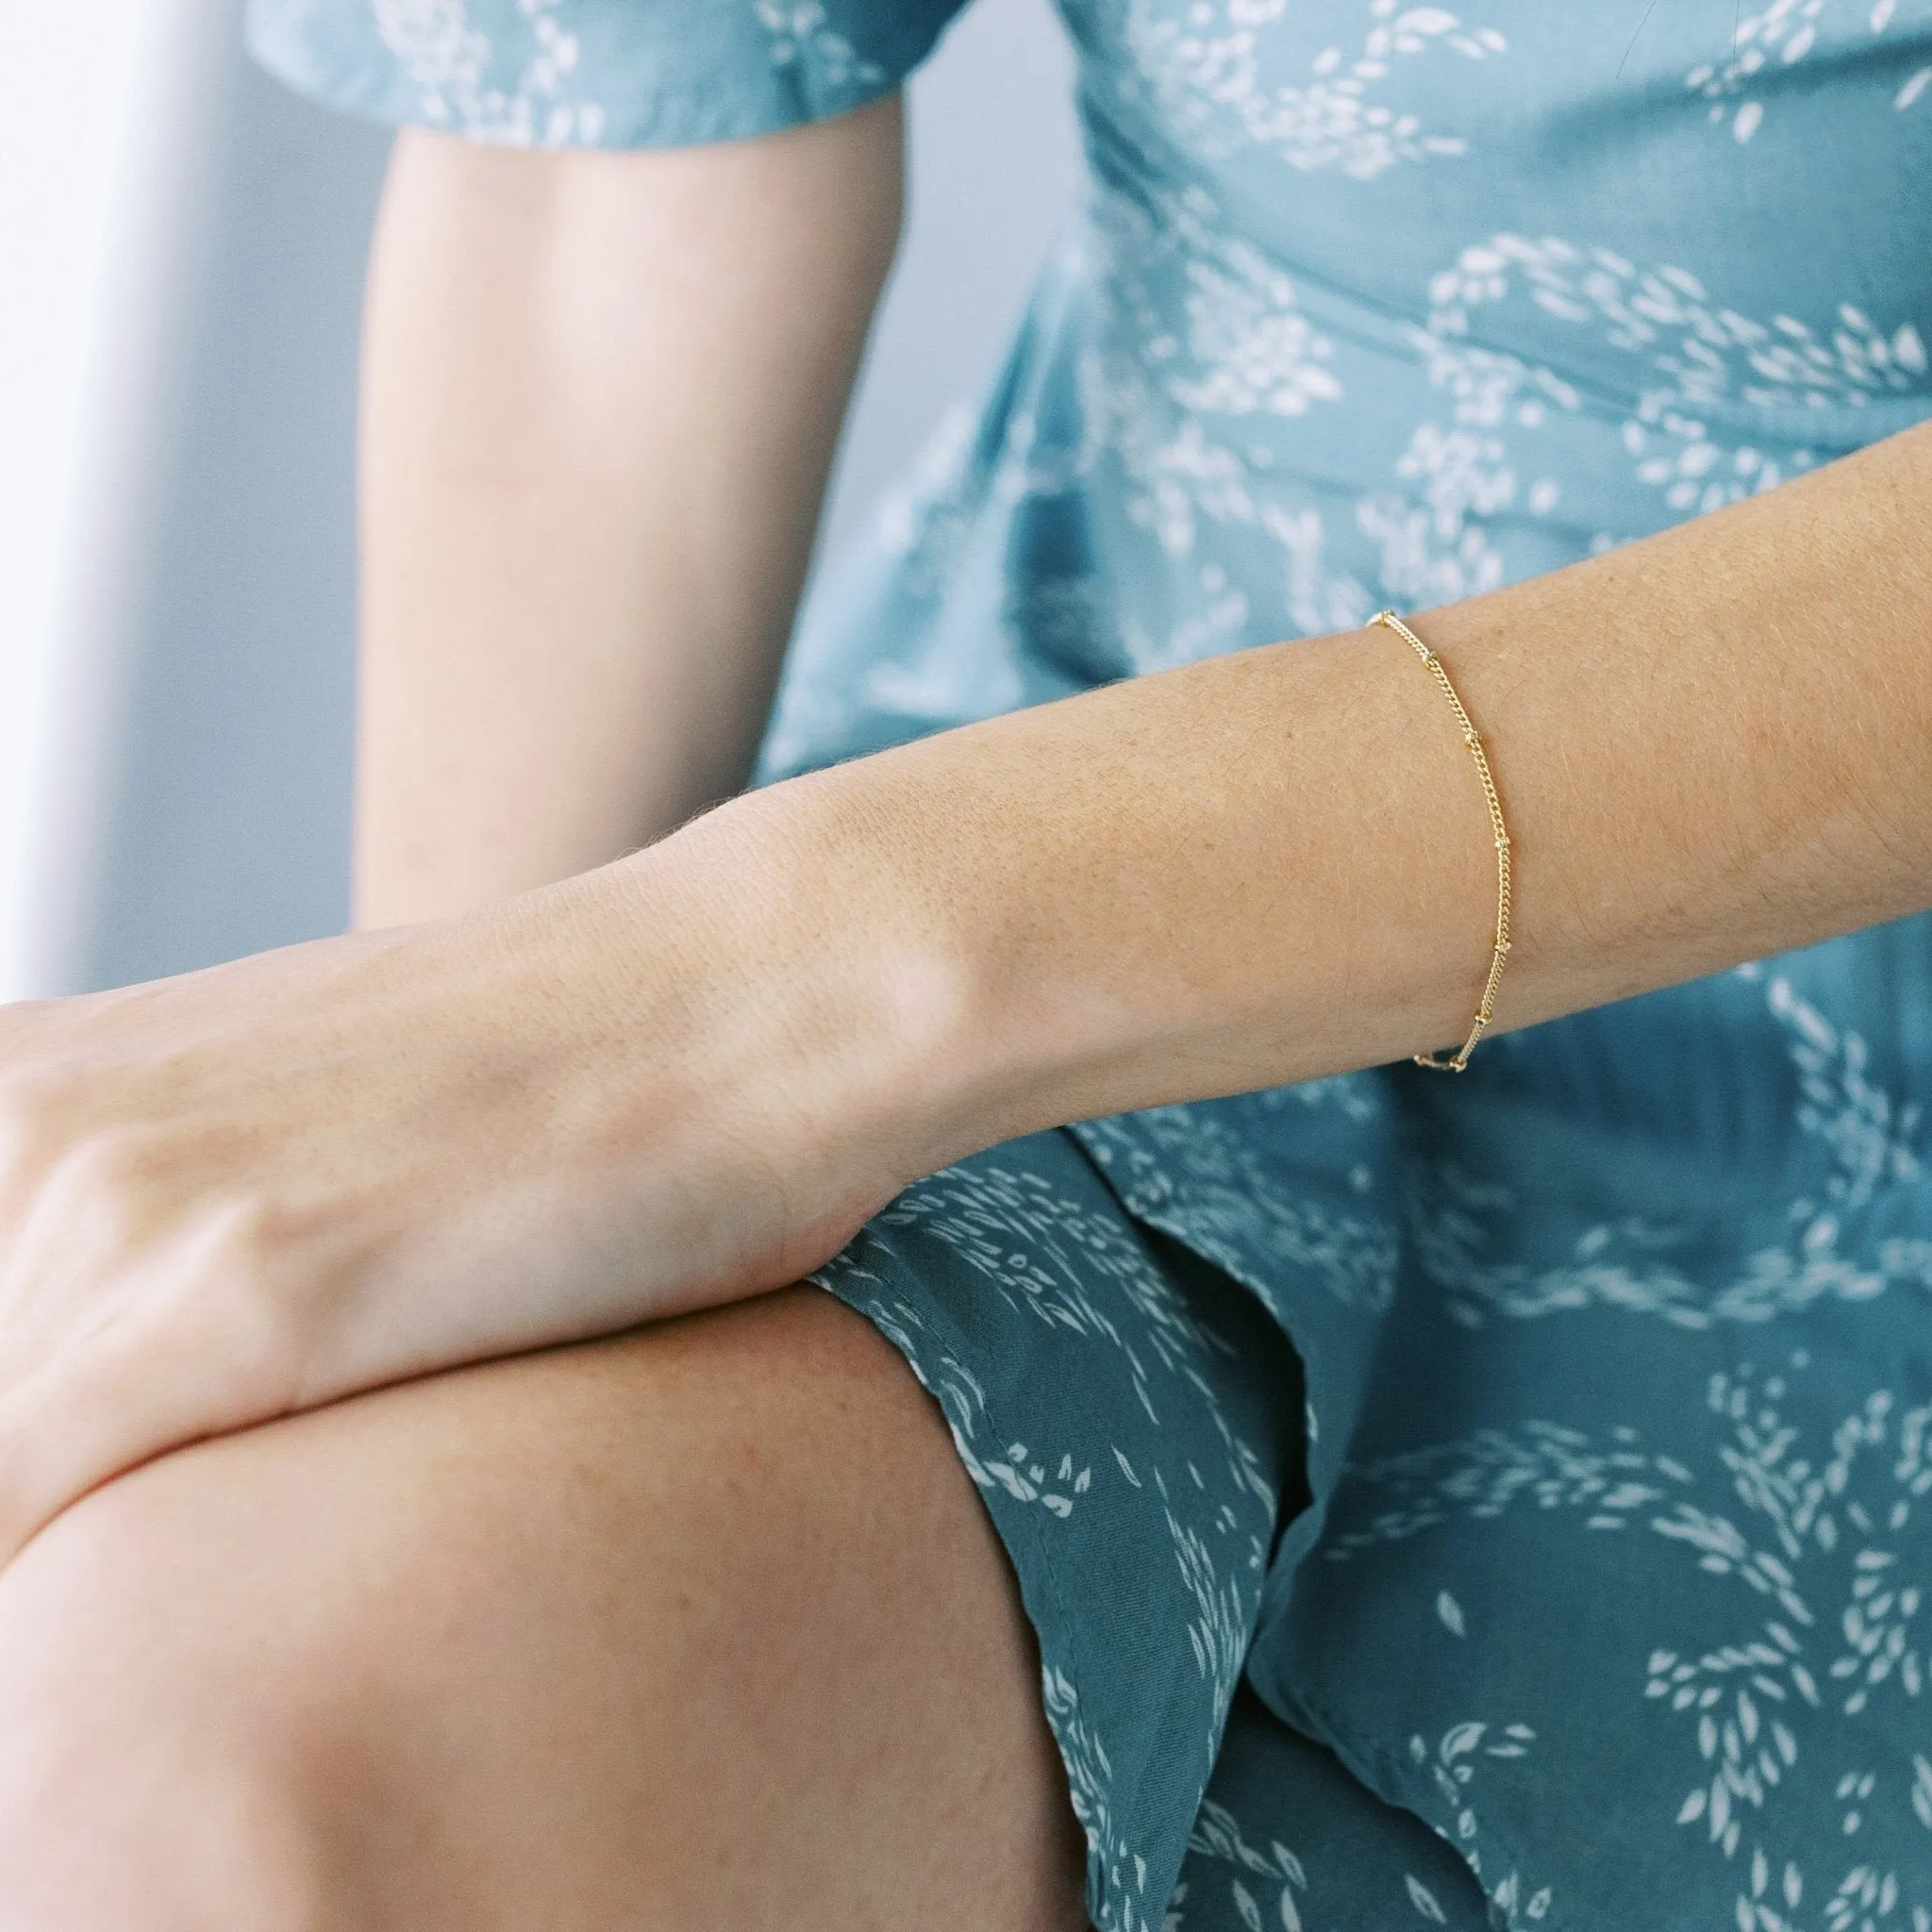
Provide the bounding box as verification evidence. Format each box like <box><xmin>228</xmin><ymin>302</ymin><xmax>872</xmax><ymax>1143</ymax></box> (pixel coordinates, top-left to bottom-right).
<box><xmin>8</xmin><ymin>407</ymin><xmax>1932</xmax><ymax>1567</ymax></box>
<box><xmin>0</xmin><ymin>792</ymin><xmax>957</xmax><ymax>1566</ymax></box>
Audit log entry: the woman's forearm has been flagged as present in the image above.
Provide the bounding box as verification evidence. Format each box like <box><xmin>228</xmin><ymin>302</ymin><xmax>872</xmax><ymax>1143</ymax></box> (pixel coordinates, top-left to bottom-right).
<box><xmin>703</xmin><ymin>415</ymin><xmax>1932</xmax><ymax>1172</ymax></box>
<box><xmin>8</xmin><ymin>414</ymin><xmax>1924</xmax><ymax>1561</ymax></box>
<box><xmin>355</xmin><ymin>102</ymin><xmax>902</xmax><ymax>929</ymax></box>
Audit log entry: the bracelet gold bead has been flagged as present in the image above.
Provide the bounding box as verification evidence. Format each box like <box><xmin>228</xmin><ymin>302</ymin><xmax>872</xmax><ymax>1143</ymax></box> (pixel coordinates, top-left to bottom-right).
<box><xmin>1367</xmin><ymin>608</ymin><xmax>1514</xmax><ymax>1073</ymax></box>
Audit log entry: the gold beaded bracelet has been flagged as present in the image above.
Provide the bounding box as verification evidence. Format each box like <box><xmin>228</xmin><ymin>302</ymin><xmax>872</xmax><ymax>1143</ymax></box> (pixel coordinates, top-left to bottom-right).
<box><xmin>1367</xmin><ymin>608</ymin><xmax>1513</xmax><ymax>1073</ymax></box>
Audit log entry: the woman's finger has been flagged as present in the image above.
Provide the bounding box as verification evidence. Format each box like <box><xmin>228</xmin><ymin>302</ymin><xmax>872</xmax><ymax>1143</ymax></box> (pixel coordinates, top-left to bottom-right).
<box><xmin>0</xmin><ymin>1226</ymin><xmax>306</xmax><ymax>1564</ymax></box>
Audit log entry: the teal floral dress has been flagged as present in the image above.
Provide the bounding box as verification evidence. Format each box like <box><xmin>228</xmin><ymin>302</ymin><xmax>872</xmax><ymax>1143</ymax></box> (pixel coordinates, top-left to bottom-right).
<box><xmin>253</xmin><ymin>5</ymin><xmax>1932</xmax><ymax>1927</ymax></box>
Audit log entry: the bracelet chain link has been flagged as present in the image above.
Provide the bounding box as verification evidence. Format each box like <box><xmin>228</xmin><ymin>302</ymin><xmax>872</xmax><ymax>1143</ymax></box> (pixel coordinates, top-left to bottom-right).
<box><xmin>1367</xmin><ymin>608</ymin><xmax>1514</xmax><ymax>1073</ymax></box>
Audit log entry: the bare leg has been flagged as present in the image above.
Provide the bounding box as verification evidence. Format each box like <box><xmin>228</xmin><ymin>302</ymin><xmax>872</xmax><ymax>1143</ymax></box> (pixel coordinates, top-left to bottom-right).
<box><xmin>0</xmin><ymin>1287</ymin><xmax>1089</xmax><ymax>1932</ymax></box>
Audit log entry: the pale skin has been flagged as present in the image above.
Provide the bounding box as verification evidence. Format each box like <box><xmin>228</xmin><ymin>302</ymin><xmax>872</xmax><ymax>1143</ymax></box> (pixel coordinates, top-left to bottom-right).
<box><xmin>1</xmin><ymin>85</ymin><xmax>1930</xmax><ymax>1931</ymax></box>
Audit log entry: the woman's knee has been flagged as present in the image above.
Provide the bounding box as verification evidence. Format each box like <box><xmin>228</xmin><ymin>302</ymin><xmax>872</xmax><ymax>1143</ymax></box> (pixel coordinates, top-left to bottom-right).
<box><xmin>0</xmin><ymin>1289</ymin><xmax>1087</xmax><ymax>1931</ymax></box>
<box><xmin>0</xmin><ymin>1322</ymin><xmax>741</xmax><ymax>1929</ymax></box>
<box><xmin>0</xmin><ymin>1470</ymin><xmax>340</xmax><ymax>1932</ymax></box>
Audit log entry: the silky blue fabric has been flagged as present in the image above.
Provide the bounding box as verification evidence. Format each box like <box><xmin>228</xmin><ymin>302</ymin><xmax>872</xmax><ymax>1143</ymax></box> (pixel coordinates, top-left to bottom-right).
<box><xmin>254</xmin><ymin>6</ymin><xmax>1932</xmax><ymax>1927</ymax></box>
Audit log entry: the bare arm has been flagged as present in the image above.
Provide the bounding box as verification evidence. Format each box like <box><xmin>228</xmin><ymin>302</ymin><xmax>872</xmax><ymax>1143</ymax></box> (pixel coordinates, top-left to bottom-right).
<box><xmin>356</xmin><ymin>104</ymin><xmax>1929</xmax><ymax>1111</ymax></box>
<box><xmin>4</xmin><ymin>136</ymin><xmax>1929</xmax><ymax>1559</ymax></box>
<box><xmin>355</xmin><ymin>98</ymin><xmax>903</xmax><ymax>927</ymax></box>
<box><xmin>752</xmin><ymin>417</ymin><xmax>1932</xmax><ymax>1158</ymax></box>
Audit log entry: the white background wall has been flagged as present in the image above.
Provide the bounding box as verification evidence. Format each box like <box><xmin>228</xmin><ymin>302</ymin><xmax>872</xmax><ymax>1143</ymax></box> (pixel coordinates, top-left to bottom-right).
<box><xmin>0</xmin><ymin>0</ymin><xmax>237</xmax><ymax>1000</ymax></box>
<box><xmin>0</xmin><ymin>0</ymin><xmax>1078</xmax><ymax>1000</ymax></box>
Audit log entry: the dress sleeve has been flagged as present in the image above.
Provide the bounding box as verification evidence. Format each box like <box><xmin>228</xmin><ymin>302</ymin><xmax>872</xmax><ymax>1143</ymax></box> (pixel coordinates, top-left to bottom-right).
<box><xmin>247</xmin><ymin>0</ymin><xmax>974</xmax><ymax>149</ymax></box>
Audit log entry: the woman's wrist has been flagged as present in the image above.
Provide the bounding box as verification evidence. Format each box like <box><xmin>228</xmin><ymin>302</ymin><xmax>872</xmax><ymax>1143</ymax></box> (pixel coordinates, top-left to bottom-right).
<box><xmin>644</xmin><ymin>646</ymin><xmax>1479</xmax><ymax>1182</ymax></box>
<box><xmin>593</xmin><ymin>778</ymin><xmax>996</xmax><ymax>1206</ymax></box>
<box><xmin>708</xmin><ymin>636</ymin><xmax>1499</xmax><ymax>1154</ymax></box>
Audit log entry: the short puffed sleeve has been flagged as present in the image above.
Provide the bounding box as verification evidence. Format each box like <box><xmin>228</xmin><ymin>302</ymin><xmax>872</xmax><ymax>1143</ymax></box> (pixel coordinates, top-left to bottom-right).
<box><xmin>248</xmin><ymin>0</ymin><xmax>974</xmax><ymax>149</ymax></box>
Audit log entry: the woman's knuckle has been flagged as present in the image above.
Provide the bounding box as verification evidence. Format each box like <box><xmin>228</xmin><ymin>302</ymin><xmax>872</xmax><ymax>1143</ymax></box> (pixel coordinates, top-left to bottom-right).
<box><xmin>48</xmin><ymin>1124</ymin><xmax>166</xmax><ymax>1228</ymax></box>
<box><xmin>69</xmin><ymin>1119</ymin><xmax>144</xmax><ymax>1183</ymax></box>
<box><xmin>186</xmin><ymin>1204</ymin><xmax>315</xmax><ymax>1391</ymax></box>
<box><xmin>0</xmin><ymin>1066</ymin><xmax>66</xmax><ymax>1171</ymax></box>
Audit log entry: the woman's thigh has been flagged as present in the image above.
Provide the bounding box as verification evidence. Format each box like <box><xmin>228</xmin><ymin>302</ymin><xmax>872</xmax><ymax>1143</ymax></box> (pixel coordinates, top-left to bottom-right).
<box><xmin>0</xmin><ymin>1285</ymin><xmax>1090</xmax><ymax>1932</ymax></box>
